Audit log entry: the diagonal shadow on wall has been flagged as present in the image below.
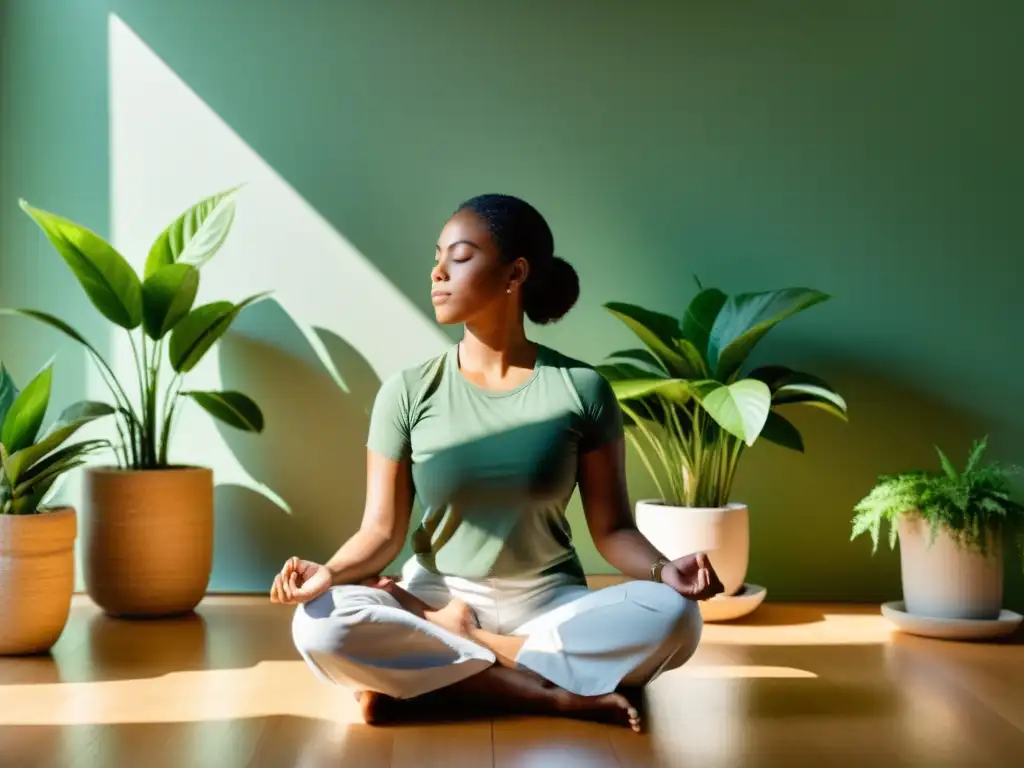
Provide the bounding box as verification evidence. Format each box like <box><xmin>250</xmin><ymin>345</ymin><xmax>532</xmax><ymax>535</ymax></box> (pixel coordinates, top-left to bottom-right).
<box><xmin>207</xmin><ymin>299</ymin><xmax>382</xmax><ymax>592</ymax></box>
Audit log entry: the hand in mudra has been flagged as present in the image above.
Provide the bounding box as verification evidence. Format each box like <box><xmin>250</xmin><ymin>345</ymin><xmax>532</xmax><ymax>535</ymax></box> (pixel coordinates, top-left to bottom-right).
<box><xmin>270</xmin><ymin>556</ymin><xmax>332</xmax><ymax>604</ymax></box>
<box><xmin>660</xmin><ymin>552</ymin><xmax>725</xmax><ymax>601</ymax></box>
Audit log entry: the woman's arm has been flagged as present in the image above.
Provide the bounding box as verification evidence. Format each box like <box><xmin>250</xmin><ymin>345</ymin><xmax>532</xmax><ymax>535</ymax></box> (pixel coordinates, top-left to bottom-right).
<box><xmin>578</xmin><ymin>436</ymin><xmax>725</xmax><ymax>600</ymax></box>
<box><xmin>578</xmin><ymin>435</ymin><xmax>670</xmax><ymax>580</ymax></box>
<box><xmin>270</xmin><ymin>449</ymin><xmax>413</xmax><ymax>603</ymax></box>
<box><xmin>323</xmin><ymin>449</ymin><xmax>414</xmax><ymax>585</ymax></box>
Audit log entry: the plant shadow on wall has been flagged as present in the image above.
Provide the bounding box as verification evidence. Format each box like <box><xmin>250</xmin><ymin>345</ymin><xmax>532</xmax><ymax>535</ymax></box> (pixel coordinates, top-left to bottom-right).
<box><xmin>208</xmin><ymin>299</ymin><xmax>381</xmax><ymax>591</ymax></box>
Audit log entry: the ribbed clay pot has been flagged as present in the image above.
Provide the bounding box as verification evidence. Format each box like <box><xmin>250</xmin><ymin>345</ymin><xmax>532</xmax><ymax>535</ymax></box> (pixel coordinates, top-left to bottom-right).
<box><xmin>83</xmin><ymin>466</ymin><xmax>213</xmax><ymax>618</ymax></box>
<box><xmin>0</xmin><ymin>506</ymin><xmax>77</xmax><ymax>655</ymax></box>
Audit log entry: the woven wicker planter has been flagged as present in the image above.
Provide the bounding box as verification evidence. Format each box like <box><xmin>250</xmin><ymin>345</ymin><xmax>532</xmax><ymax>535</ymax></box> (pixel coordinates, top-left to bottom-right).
<box><xmin>0</xmin><ymin>506</ymin><xmax>77</xmax><ymax>655</ymax></box>
<box><xmin>83</xmin><ymin>466</ymin><xmax>213</xmax><ymax>618</ymax></box>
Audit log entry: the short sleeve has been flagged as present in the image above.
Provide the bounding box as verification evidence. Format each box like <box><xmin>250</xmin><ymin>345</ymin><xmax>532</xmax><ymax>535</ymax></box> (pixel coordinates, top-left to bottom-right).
<box><xmin>576</xmin><ymin>368</ymin><xmax>624</xmax><ymax>453</ymax></box>
<box><xmin>366</xmin><ymin>372</ymin><xmax>412</xmax><ymax>461</ymax></box>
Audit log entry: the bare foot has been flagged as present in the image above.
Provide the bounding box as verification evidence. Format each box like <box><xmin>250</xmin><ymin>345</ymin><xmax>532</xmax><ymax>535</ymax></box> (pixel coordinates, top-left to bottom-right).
<box><xmin>555</xmin><ymin>688</ymin><xmax>642</xmax><ymax>733</ymax></box>
<box><xmin>353</xmin><ymin>667</ymin><xmax>642</xmax><ymax>732</ymax></box>
<box><xmin>424</xmin><ymin>599</ymin><xmax>477</xmax><ymax>637</ymax></box>
<box><xmin>357</xmin><ymin>690</ymin><xmax>398</xmax><ymax>726</ymax></box>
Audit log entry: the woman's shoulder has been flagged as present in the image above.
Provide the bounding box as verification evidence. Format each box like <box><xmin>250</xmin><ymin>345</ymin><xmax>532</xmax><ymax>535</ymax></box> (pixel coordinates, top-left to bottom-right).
<box><xmin>375</xmin><ymin>347</ymin><xmax>453</xmax><ymax>407</ymax></box>
<box><xmin>538</xmin><ymin>344</ymin><xmax>615</xmax><ymax>403</ymax></box>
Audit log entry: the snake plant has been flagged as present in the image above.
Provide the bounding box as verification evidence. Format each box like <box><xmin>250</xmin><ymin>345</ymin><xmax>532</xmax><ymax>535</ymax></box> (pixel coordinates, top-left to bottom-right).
<box><xmin>598</xmin><ymin>278</ymin><xmax>847</xmax><ymax>507</ymax></box>
<box><xmin>1</xmin><ymin>189</ymin><xmax>267</xmax><ymax>470</ymax></box>
<box><xmin>0</xmin><ymin>361</ymin><xmax>114</xmax><ymax>514</ymax></box>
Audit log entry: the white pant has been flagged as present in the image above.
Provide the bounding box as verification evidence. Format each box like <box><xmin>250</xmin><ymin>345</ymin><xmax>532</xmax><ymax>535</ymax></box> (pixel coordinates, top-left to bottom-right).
<box><xmin>291</xmin><ymin>558</ymin><xmax>703</xmax><ymax>700</ymax></box>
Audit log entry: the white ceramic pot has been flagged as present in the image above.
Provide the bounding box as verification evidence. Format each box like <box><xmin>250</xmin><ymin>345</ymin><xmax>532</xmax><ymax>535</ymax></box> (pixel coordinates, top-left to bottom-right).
<box><xmin>635</xmin><ymin>500</ymin><xmax>749</xmax><ymax>597</ymax></box>
<box><xmin>898</xmin><ymin>513</ymin><xmax>1003</xmax><ymax>620</ymax></box>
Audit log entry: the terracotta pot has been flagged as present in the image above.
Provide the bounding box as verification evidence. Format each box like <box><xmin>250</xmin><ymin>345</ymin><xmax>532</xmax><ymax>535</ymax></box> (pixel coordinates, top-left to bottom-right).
<box><xmin>898</xmin><ymin>512</ymin><xmax>1003</xmax><ymax>620</ymax></box>
<box><xmin>83</xmin><ymin>466</ymin><xmax>213</xmax><ymax>618</ymax></box>
<box><xmin>0</xmin><ymin>506</ymin><xmax>77</xmax><ymax>655</ymax></box>
<box><xmin>635</xmin><ymin>500</ymin><xmax>749</xmax><ymax>597</ymax></box>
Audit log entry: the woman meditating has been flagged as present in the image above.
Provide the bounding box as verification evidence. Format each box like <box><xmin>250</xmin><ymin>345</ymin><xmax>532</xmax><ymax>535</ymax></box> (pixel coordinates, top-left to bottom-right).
<box><xmin>271</xmin><ymin>194</ymin><xmax>724</xmax><ymax>731</ymax></box>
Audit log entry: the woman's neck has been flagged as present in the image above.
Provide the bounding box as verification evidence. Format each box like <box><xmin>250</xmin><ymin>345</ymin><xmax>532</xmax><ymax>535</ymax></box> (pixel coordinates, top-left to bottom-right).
<box><xmin>459</xmin><ymin>318</ymin><xmax>536</xmax><ymax>387</ymax></box>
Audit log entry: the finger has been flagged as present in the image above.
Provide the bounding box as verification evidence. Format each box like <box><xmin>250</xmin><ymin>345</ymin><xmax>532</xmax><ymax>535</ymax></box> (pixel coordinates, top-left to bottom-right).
<box><xmin>270</xmin><ymin>575</ymin><xmax>284</xmax><ymax>603</ymax></box>
<box><xmin>664</xmin><ymin>567</ymin><xmax>697</xmax><ymax>600</ymax></box>
<box><xmin>695</xmin><ymin>552</ymin><xmax>708</xmax><ymax>570</ymax></box>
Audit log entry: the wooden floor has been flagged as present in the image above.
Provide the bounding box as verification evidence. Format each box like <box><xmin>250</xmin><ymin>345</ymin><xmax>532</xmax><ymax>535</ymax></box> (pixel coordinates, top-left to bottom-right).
<box><xmin>1</xmin><ymin>593</ymin><xmax>1022</xmax><ymax>767</ymax></box>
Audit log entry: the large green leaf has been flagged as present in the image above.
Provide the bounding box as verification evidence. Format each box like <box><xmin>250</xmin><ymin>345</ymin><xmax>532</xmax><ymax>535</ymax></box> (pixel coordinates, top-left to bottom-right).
<box><xmin>750</xmin><ymin>365</ymin><xmax>848</xmax><ymax>420</ymax></box>
<box><xmin>606</xmin><ymin>348</ymin><xmax>665</xmax><ymax>374</ymax></box>
<box><xmin>14</xmin><ymin>438</ymin><xmax>108</xmax><ymax>495</ymax></box>
<box><xmin>142</xmin><ymin>264</ymin><xmax>200</xmax><ymax>339</ymax></box>
<box><xmin>11</xmin><ymin>450</ymin><xmax>90</xmax><ymax>513</ymax></box>
<box><xmin>4</xmin><ymin>401</ymin><xmax>115</xmax><ymax>484</ymax></box>
<box><xmin>596</xmin><ymin>361</ymin><xmax>658</xmax><ymax>382</ymax></box>
<box><xmin>1</xmin><ymin>364</ymin><xmax>52</xmax><ymax>455</ymax></box>
<box><xmin>604</xmin><ymin>302</ymin><xmax>703</xmax><ymax>377</ymax></box>
<box><xmin>707</xmin><ymin>288</ymin><xmax>830</xmax><ymax>381</ymax></box>
<box><xmin>0</xmin><ymin>363</ymin><xmax>19</xmax><ymax>433</ymax></box>
<box><xmin>0</xmin><ymin>308</ymin><xmax>107</xmax><ymax>363</ymax></box>
<box><xmin>20</xmin><ymin>200</ymin><xmax>142</xmax><ymax>329</ymax></box>
<box><xmin>681</xmin><ymin>287</ymin><xmax>727</xmax><ymax>362</ymax></box>
<box><xmin>146</xmin><ymin>187</ymin><xmax>241</xmax><ymax>277</ymax></box>
<box><xmin>12</xmin><ymin>479</ymin><xmax>60</xmax><ymax>514</ymax></box>
<box><xmin>696</xmin><ymin>378</ymin><xmax>771</xmax><ymax>446</ymax></box>
<box><xmin>760</xmin><ymin>411</ymin><xmax>805</xmax><ymax>453</ymax></box>
<box><xmin>169</xmin><ymin>292</ymin><xmax>270</xmax><ymax>373</ymax></box>
<box><xmin>596</xmin><ymin>363</ymin><xmax>671</xmax><ymax>427</ymax></box>
<box><xmin>607</xmin><ymin>376</ymin><xmax>694</xmax><ymax>404</ymax></box>
<box><xmin>183</xmin><ymin>390</ymin><xmax>264</xmax><ymax>432</ymax></box>
<box><xmin>773</xmin><ymin>382</ymin><xmax>848</xmax><ymax>420</ymax></box>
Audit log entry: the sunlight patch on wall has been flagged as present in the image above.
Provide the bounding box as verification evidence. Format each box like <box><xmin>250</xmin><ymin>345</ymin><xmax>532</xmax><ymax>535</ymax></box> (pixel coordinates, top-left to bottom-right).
<box><xmin>107</xmin><ymin>14</ymin><xmax>449</xmax><ymax>505</ymax></box>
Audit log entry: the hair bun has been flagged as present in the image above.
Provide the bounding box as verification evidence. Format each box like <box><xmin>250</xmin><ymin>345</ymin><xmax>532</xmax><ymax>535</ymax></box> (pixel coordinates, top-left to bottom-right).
<box><xmin>524</xmin><ymin>256</ymin><xmax>579</xmax><ymax>325</ymax></box>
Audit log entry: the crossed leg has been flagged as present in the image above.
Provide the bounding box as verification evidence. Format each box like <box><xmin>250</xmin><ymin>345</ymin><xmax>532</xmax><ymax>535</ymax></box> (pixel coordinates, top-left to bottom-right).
<box><xmin>292</xmin><ymin>577</ymin><xmax>702</xmax><ymax>732</ymax></box>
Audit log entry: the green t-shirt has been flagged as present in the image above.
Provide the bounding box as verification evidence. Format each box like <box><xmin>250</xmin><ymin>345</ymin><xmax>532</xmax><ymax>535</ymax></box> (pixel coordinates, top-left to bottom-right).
<box><xmin>367</xmin><ymin>343</ymin><xmax>623</xmax><ymax>582</ymax></box>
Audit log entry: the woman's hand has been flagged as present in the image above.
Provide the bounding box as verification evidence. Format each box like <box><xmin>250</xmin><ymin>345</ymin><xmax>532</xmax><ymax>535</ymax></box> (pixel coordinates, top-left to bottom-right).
<box><xmin>269</xmin><ymin>556</ymin><xmax>333</xmax><ymax>604</ymax></box>
<box><xmin>660</xmin><ymin>552</ymin><xmax>726</xmax><ymax>601</ymax></box>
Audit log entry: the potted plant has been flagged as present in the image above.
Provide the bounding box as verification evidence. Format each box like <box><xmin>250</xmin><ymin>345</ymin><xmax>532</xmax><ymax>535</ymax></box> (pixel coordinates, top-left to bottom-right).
<box><xmin>1</xmin><ymin>361</ymin><xmax>114</xmax><ymax>653</ymax></box>
<box><xmin>598</xmin><ymin>279</ymin><xmax>847</xmax><ymax>601</ymax></box>
<box><xmin>851</xmin><ymin>436</ymin><xmax>1023</xmax><ymax>620</ymax></box>
<box><xmin>1</xmin><ymin>189</ymin><xmax>267</xmax><ymax>618</ymax></box>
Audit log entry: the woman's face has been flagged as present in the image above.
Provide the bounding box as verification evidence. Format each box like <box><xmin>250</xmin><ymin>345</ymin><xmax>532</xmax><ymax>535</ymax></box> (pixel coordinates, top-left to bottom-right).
<box><xmin>431</xmin><ymin>210</ymin><xmax>517</xmax><ymax>325</ymax></box>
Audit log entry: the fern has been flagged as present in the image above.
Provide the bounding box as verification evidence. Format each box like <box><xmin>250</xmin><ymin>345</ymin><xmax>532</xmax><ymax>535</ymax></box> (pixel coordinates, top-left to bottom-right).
<box><xmin>850</xmin><ymin>437</ymin><xmax>1024</xmax><ymax>569</ymax></box>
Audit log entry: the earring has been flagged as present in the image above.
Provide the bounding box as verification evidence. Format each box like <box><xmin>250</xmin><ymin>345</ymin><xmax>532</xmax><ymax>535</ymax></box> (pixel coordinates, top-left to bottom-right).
<box><xmin>507</xmin><ymin>287</ymin><xmax>513</xmax><ymax>294</ymax></box>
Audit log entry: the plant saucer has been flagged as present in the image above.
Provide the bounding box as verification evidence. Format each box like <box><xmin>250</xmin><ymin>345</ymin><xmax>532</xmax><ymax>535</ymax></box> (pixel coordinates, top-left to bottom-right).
<box><xmin>881</xmin><ymin>601</ymin><xmax>1023</xmax><ymax>641</ymax></box>
<box><xmin>698</xmin><ymin>583</ymin><xmax>767</xmax><ymax>622</ymax></box>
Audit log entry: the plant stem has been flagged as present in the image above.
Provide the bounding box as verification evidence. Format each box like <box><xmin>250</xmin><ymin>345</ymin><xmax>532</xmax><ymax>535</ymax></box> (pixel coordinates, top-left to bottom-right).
<box><xmin>83</xmin><ymin>348</ymin><xmax>140</xmax><ymax>468</ymax></box>
<box><xmin>145</xmin><ymin>335</ymin><xmax>160</xmax><ymax>467</ymax></box>
<box><xmin>158</xmin><ymin>365</ymin><xmax>183</xmax><ymax>466</ymax></box>
<box><xmin>129</xmin><ymin>331</ymin><xmax>151</xmax><ymax>466</ymax></box>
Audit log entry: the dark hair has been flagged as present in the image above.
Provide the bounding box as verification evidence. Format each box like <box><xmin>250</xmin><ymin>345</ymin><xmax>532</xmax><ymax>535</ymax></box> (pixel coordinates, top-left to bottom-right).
<box><xmin>455</xmin><ymin>193</ymin><xmax>579</xmax><ymax>324</ymax></box>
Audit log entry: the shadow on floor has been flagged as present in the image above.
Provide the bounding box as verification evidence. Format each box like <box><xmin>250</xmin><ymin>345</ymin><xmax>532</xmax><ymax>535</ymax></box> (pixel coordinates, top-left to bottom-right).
<box><xmin>0</xmin><ymin>599</ymin><xmax>303</xmax><ymax>684</ymax></box>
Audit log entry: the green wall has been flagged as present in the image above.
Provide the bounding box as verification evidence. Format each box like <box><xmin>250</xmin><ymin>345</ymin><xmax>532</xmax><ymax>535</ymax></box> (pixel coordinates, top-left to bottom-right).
<box><xmin>2</xmin><ymin>1</ymin><xmax>1022</xmax><ymax>608</ymax></box>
